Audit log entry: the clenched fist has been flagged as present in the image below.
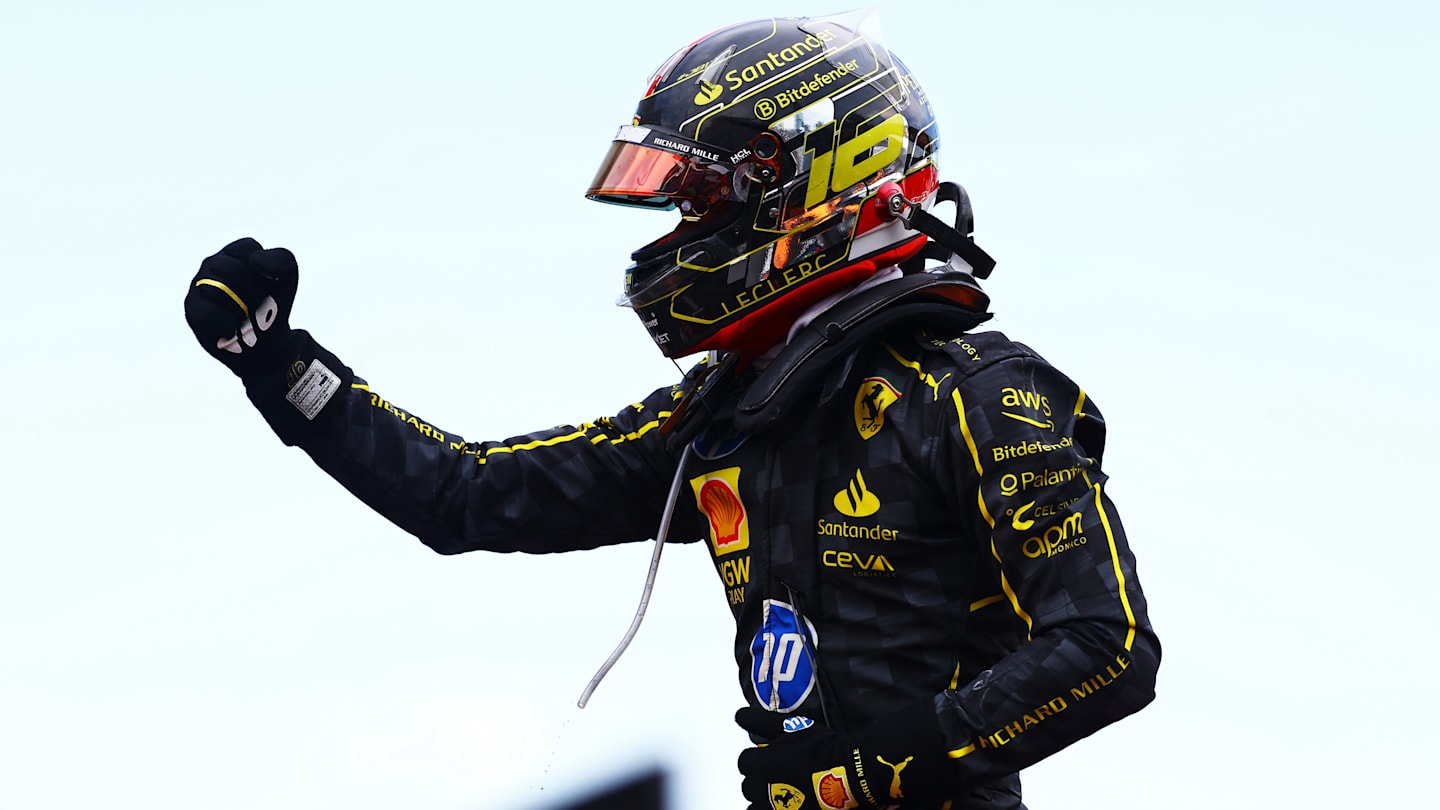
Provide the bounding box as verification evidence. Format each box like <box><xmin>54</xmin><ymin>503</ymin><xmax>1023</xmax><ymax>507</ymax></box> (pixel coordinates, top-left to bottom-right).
<box><xmin>736</xmin><ymin>702</ymin><xmax>955</xmax><ymax>810</ymax></box>
<box><xmin>185</xmin><ymin>237</ymin><xmax>299</xmax><ymax>379</ymax></box>
<box><xmin>185</xmin><ymin>238</ymin><xmax>352</xmax><ymax>444</ymax></box>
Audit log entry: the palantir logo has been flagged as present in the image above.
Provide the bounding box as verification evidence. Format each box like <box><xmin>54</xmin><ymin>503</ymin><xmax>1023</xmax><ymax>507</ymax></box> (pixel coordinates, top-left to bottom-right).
<box><xmin>750</xmin><ymin>600</ymin><xmax>817</xmax><ymax>712</ymax></box>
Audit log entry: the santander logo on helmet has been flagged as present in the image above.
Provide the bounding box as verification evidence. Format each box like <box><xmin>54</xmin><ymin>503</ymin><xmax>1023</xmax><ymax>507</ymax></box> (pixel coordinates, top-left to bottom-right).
<box><xmin>585</xmin><ymin>9</ymin><xmax>946</xmax><ymax>361</ymax></box>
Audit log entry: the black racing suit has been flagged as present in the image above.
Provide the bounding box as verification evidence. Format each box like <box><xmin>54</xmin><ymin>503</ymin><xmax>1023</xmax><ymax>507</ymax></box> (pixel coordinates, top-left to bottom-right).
<box><xmin>272</xmin><ymin>318</ymin><xmax>1160</xmax><ymax>809</ymax></box>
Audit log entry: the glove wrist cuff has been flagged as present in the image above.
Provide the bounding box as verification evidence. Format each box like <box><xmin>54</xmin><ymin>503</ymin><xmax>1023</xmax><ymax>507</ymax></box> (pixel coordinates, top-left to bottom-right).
<box><xmin>856</xmin><ymin>697</ymin><xmax>957</xmax><ymax>807</ymax></box>
<box><xmin>243</xmin><ymin>329</ymin><xmax>354</xmax><ymax>446</ymax></box>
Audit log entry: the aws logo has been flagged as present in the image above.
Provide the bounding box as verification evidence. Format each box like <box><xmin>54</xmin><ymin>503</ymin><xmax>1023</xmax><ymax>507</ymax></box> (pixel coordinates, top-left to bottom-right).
<box><xmin>853</xmin><ymin>377</ymin><xmax>900</xmax><ymax>439</ymax></box>
<box><xmin>691</xmin><ymin>467</ymin><xmax>750</xmax><ymax>556</ymax></box>
<box><xmin>693</xmin><ymin>79</ymin><xmax>723</xmax><ymax>105</ymax></box>
<box><xmin>833</xmin><ymin>470</ymin><xmax>880</xmax><ymax>518</ymax></box>
<box><xmin>1000</xmin><ymin>386</ymin><xmax>1055</xmax><ymax>431</ymax></box>
<box><xmin>1002</xmin><ymin>386</ymin><xmax>1051</xmax><ymax>415</ymax></box>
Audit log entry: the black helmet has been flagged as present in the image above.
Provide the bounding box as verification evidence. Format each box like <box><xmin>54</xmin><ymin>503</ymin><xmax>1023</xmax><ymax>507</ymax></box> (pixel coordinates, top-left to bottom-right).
<box><xmin>587</xmin><ymin>9</ymin><xmax>946</xmax><ymax>360</ymax></box>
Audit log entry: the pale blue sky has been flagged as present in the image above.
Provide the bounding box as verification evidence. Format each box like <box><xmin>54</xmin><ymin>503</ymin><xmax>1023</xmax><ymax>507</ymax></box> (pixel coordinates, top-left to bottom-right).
<box><xmin>3</xmin><ymin>1</ymin><xmax>1436</xmax><ymax>808</ymax></box>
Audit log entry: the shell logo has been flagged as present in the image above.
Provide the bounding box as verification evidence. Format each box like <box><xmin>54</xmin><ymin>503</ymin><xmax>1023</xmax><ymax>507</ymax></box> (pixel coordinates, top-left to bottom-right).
<box><xmin>690</xmin><ymin>467</ymin><xmax>750</xmax><ymax>556</ymax></box>
<box><xmin>701</xmin><ymin>482</ymin><xmax>744</xmax><ymax>543</ymax></box>
<box><xmin>811</xmin><ymin>767</ymin><xmax>858</xmax><ymax>810</ymax></box>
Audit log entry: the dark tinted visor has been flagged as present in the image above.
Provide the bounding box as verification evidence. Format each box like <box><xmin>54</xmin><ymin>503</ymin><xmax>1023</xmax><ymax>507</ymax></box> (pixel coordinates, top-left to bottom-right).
<box><xmin>586</xmin><ymin>126</ymin><xmax>737</xmax><ymax>210</ymax></box>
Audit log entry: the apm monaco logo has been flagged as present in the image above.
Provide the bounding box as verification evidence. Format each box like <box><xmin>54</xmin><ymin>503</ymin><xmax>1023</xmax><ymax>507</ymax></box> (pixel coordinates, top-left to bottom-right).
<box><xmin>853</xmin><ymin>377</ymin><xmax>900</xmax><ymax>439</ymax></box>
<box><xmin>691</xmin><ymin>467</ymin><xmax>750</xmax><ymax>556</ymax></box>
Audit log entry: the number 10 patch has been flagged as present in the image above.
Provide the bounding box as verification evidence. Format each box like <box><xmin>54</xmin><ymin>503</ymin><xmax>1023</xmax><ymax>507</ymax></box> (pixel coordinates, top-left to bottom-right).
<box><xmin>750</xmin><ymin>600</ymin><xmax>818</xmax><ymax>712</ymax></box>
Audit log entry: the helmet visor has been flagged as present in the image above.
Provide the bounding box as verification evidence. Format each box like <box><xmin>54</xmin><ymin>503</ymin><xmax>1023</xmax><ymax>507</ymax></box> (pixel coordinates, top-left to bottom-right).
<box><xmin>586</xmin><ymin>126</ymin><xmax>738</xmax><ymax>211</ymax></box>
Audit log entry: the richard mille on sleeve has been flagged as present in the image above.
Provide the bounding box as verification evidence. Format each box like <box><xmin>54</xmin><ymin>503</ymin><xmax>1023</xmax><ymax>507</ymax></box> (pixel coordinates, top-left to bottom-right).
<box><xmin>285</xmin><ymin>370</ymin><xmax>692</xmax><ymax>555</ymax></box>
<box><xmin>926</xmin><ymin>330</ymin><xmax>1160</xmax><ymax>784</ymax></box>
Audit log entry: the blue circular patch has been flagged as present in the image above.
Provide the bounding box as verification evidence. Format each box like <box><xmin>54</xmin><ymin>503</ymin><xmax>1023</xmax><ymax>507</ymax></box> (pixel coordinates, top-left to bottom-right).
<box><xmin>749</xmin><ymin>600</ymin><xmax>817</xmax><ymax>712</ymax></box>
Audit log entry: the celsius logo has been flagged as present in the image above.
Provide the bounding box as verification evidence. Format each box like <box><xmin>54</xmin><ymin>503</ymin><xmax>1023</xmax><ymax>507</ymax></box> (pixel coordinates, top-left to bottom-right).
<box><xmin>693</xmin><ymin>79</ymin><xmax>723</xmax><ymax>105</ymax></box>
<box><xmin>1009</xmin><ymin>501</ymin><xmax>1036</xmax><ymax>531</ymax></box>
<box><xmin>853</xmin><ymin>377</ymin><xmax>900</xmax><ymax>439</ymax></box>
<box><xmin>750</xmin><ymin>600</ymin><xmax>818</xmax><ymax>712</ymax></box>
<box><xmin>833</xmin><ymin>470</ymin><xmax>880</xmax><ymax>518</ymax></box>
<box><xmin>690</xmin><ymin>467</ymin><xmax>750</xmax><ymax>556</ymax></box>
<box><xmin>1007</xmin><ymin>497</ymin><xmax>1082</xmax><ymax>532</ymax></box>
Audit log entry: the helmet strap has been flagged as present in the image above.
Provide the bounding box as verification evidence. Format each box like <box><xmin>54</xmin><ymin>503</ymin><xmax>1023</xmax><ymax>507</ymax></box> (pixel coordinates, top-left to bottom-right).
<box><xmin>879</xmin><ymin>181</ymin><xmax>997</xmax><ymax>279</ymax></box>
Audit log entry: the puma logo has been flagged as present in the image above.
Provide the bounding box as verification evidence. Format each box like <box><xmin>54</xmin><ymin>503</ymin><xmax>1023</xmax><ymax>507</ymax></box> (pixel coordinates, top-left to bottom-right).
<box><xmin>877</xmin><ymin>755</ymin><xmax>913</xmax><ymax>799</ymax></box>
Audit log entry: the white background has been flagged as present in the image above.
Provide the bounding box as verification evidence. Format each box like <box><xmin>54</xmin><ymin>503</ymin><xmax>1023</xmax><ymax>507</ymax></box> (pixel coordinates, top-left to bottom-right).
<box><xmin>3</xmin><ymin>1</ymin><xmax>1436</xmax><ymax>808</ymax></box>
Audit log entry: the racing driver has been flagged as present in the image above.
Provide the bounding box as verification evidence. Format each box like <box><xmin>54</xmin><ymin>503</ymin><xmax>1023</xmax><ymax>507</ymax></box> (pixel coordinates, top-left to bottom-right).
<box><xmin>183</xmin><ymin>10</ymin><xmax>1160</xmax><ymax>809</ymax></box>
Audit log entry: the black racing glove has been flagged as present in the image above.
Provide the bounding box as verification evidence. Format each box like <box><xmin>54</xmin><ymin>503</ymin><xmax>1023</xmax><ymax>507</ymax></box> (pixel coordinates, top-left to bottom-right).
<box><xmin>736</xmin><ymin>702</ymin><xmax>955</xmax><ymax>810</ymax></box>
<box><xmin>185</xmin><ymin>237</ymin><xmax>352</xmax><ymax>445</ymax></box>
